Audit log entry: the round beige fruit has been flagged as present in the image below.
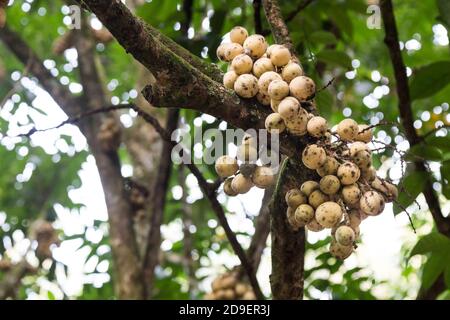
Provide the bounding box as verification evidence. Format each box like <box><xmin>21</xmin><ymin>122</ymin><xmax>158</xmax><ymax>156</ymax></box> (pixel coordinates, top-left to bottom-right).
<box><xmin>337</xmin><ymin>118</ymin><xmax>359</xmax><ymax>141</ymax></box>
<box><xmin>265</xmin><ymin>113</ymin><xmax>286</xmax><ymax>134</ymax></box>
<box><xmin>302</xmin><ymin>144</ymin><xmax>327</xmax><ymax>170</ymax></box>
<box><xmin>231</xmin><ymin>54</ymin><xmax>253</xmax><ymax>75</ymax></box>
<box><xmin>284</xmin><ymin>108</ymin><xmax>308</xmax><ymax>136</ymax></box>
<box><xmin>270</xmin><ymin>99</ymin><xmax>281</xmax><ymax>113</ymax></box>
<box><xmin>215</xmin><ymin>155</ymin><xmax>238</xmax><ymax>178</ymax></box>
<box><xmin>287</xmin><ymin>207</ymin><xmax>303</xmax><ymax>230</ymax></box>
<box><xmin>354</xmin><ymin>150</ymin><xmax>372</xmax><ymax>170</ymax></box>
<box><xmin>266</xmin><ymin>44</ymin><xmax>283</xmax><ymax>58</ymax></box>
<box><xmin>252</xmin><ymin>57</ymin><xmax>274</xmax><ymax>78</ymax></box>
<box><xmin>315</xmin><ymin>201</ymin><xmax>343</xmax><ymax>228</ymax></box>
<box><xmin>216</xmin><ymin>43</ymin><xmax>229</xmax><ymax>61</ymax></box>
<box><xmin>281</xmin><ymin>62</ymin><xmax>303</xmax><ymax>83</ymax></box>
<box><xmin>231</xmin><ymin>173</ymin><xmax>254</xmax><ymax>194</ymax></box>
<box><xmin>258</xmin><ymin>71</ymin><xmax>282</xmax><ymax>94</ymax></box>
<box><xmin>243</xmin><ymin>34</ymin><xmax>267</xmax><ymax>59</ymax></box>
<box><xmin>223</xmin><ymin>177</ymin><xmax>239</xmax><ymax>196</ymax></box>
<box><xmin>234</xmin><ymin>74</ymin><xmax>259</xmax><ymax>98</ymax></box>
<box><xmin>256</xmin><ymin>91</ymin><xmax>271</xmax><ymax>106</ymax></box>
<box><xmin>294</xmin><ymin>204</ymin><xmax>315</xmax><ymax>225</ymax></box>
<box><xmin>252</xmin><ymin>166</ymin><xmax>275</xmax><ymax>188</ymax></box>
<box><xmin>316</xmin><ymin>156</ymin><xmax>339</xmax><ymax>177</ymax></box>
<box><xmin>329</xmin><ymin>240</ymin><xmax>353</xmax><ymax>260</ymax></box>
<box><xmin>270</xmin><ymin>45</ymin><xmax>291</xmax><ymax>66</ymax></box>
<box><xmin>337</xmin><ymin>162</ymin><xmax>361</xmax><ymax>185</ymax></box>
<box><xmin>285</xmin><ymin>189</ymin><xmax>307</xmax><ymax>209</ymax></box>
<box><xmin>308</xmin><ymin>189</ymin><xmax>329</xmax><ymax>209</ymax></box>
<box><xmin>319</xmin><ymin>175</ymin><xmax>341</xmax><ymax>195</ymax></box>
<box><xmin>301</xmin><ymin>180</ymin><xmax>319</xmax><ymax>196</ymax></box>
<box><xmin>341</xmin><ymin>184</ymin><xmax>361</xmax><ymax>205</ymax></box>
<box><xmin>230</xmin><ymin>26</ymin><xmax>248</xmax><ymax>45</ymax></box>
<box><xmin>361</xmin><ymin>166</ymin><xmax>377</xmax><ymax>182</ymax></box>
<box><xmin>235</xmin><ymin>283</ymin><xmax>247</xmax><ymax>296</ymax></box>
<box><xmin>223</xmin><ymin>43</ymin><xmax>245</xmax><ymax>62</ymax></box>
<box><xmin>349</xmin><ymin>142</ymin><xmax>369</xmax><ymax>157</ymax></box>
<box><xmin>268</xmin><ymin>79</ymin><xmax>290</xmax><ymax>100</ymax></box>
<box><xmin>289</xmin><ymin>76</ymin><xmax>316</xmax><ymax>101</ymax></box>
<box><xmin>371</xmin><ymin>178</ymin><xmax>398</xmax><ymax>202</ymax></box>
<box><xmin>223</xmin><ymin>71</ymin><xmax>239</xmax><ymax>89</ymax></box>
<box><xmin>237</xmin><ymin>143</ymin><xmax>258</xmax><ymax>163</ymax></box>
<box><xmin>360</xmin><ymin>190</ymin><xmax>385</xmax><ymax>216</ymax></box>
<box><xmin>335</xmin><ymin>225</ymin><xmax>355</xmax><ymax>246</ymax></box>
<box><xmin>306</xmin><ymin>217</ymin><xmax>324</xmax><ymax>232</ymax></box>
<box><xmin>307</xmin><ymin>116</ymin><xmax>328</xmax><ymax>138</ymax></box>
<box><xmin>356</xmin><ymin>124</ymin><xmax>373</xmax><ymax>143</ymax></box>
<box><xmin>277</xmin><ymin>96</ymin><xmax>300</xmax><ymax>121</ymax></box>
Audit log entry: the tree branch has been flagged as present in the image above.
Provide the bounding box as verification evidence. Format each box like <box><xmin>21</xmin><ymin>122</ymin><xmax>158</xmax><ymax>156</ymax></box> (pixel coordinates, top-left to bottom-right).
<box><xmin>380</xmin><ymin>0</ymin><xmax>449</xmax><ymax>236</ymax></box>
<box><xmin>262</xmin><ymin>0</ymin><xmax>297</xmax><ymax>56</ymax></box>
<box><xmin>142</xmin><ymin>108</ymin><xmax>179</xmax><ymax>298</ymax></box>
<box><xmin>253</xmin><ymin>0</ymin><xmax>263</xmax><ymax>34</ymax></box>
<box><xmin>285</xmin><ymin>0</ymin><xmax>315</xmax><ymax>23</ymax></box>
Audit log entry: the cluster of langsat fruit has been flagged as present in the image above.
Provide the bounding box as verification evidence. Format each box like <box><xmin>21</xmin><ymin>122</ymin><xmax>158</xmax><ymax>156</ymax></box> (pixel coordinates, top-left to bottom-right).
<box><xmin>215</xmin><ymin>133</ymin><xmax>276</xmax><ymax>196</ymax></box>
<box><xmin>286</xmin><ymin>118</ymin><xmax>399</xmax><ymax>259</ymax></box>
<box><xmin>204</xmin><ymin>271</ymin><xmax>256</xmax><ymax>300</ymax></box>
<box><xmin>215</xmin><ymin>27</ymin><xmax>398</xmax><ymax>259</ymax></box>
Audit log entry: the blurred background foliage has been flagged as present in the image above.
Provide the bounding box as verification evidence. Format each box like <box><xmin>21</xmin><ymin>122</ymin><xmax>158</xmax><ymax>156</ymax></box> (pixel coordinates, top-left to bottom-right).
<box><xmin>0</xmin><ymin>0</ymin><xmax>449</xmax><ymax>299</ymax></box>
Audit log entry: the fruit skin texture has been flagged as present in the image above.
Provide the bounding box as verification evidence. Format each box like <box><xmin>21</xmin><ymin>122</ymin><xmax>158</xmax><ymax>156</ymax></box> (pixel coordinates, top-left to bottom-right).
<box><xmin>337</xmin><ymin>161</ymin><xmax>361</xmax><ymax>185</ymax></box>
<box><xmin>277</xmin><ymin>96</ymin><xmax>300</xmax><ymax>121</ymax></box>
<box><xmin>354</xmin><ymin>150</ymin><xmax>372</xmax><ymax>170</ymax></box>
<box><xmin>252</xmin><ymin>166</ymin><xmax>275</xmax><ymax>188</ymax></box>
<box><xmin>284</xmin><ymin>108</ymin><xmax>308</xmax><ymax>136</ymax></box>
<box><xmin>237</xmin><ymin>144</ymin><xmax>258</xmax><ymax>163</ymax></box>
<box><xmin>295</xmin><ymin>204</ymin><xmax>315</xmax><ymax>224</ymax></box>
<box><xmin>223</xmin><ymin>71</ymin><xmax>238</xmax><ymax>89</ymax></box>
<box><xmin>224</xmin><ymin>43</ymin><xmax>245</xmax><ymax>61</ymax></box>
<box><xmin>306</xmin><ymin>217</ymin><xmax>324</xmax><ymax>232</ymax></box>
<box><xmin>315</xmin><ymin>201</ymin><xmax>343</xmax><ymax>228</ymax></box>
<box><xmin>243</xmin><ymin>34</ymin><xmax>268</xmax><ymax>59</ymax></box>
<box><xmin>308</xmin><ymin>190</ymin><xmax>329</xmax><ymax>209</ymax></box>
<box><xmin>268</xmin><ymin>80</ymin><xmax>290</xmax><ymax>100</ymax></box>
<box><xmin>301</xmin><ymin>180</ymin><xmax>319</xmax><ymax>196</ymax></box>
<box><xmin>223</xmin><ymin>177</ymin><xmax>239</xmax><ymax>196</ymax></box>
<box><xmin>287</xmin><ymin>207</ymin><xmax>303</xmax><ymax>230</ymax></box>
<box><xmin>215</xmin><ymin>155</ymin><xmax>239</xmax><ymax>178</ymax></box>
<box><xmin>265</xmin><ymin>113</ymin><xmax>286</xmax><ymax>134</ymax></box>
<box><xmin>234</xmin><ymin>74</ymin><xmax>259</xmax><ymax>98</ymax></box>
<box><xmin>270</xmin><ymin>99</ymin><xmax>281</xmax><ymax>113</ymax></box>
<box><xmin>307</xmin><ymin>116</ymin><xmax>328</xmax><ymax>138</ymax></box>
<box><xmin>335</xmin><ymin>225</ymin><xmax>355</xmax><ymax>246</ymax></box>
<box><xmin>230</xmin><ymin>26</ymin><xmax>248</xmax><ymax>45</ymax></box>
<box><xmin>319</xmin><ymin>175</ymin><xmax>341</xmax><ymax>195</ymax></box>
<box><xmin>360</xmin><ymin>190</ymin><xmax>385</xmax><ymax>216</ymax></box>
<box><xmin>371</xmin><ymin>178</ymin><xmax>398</xmax><ymax>202</ymax></box>
<box><xmin>302</xmin><ymin>144</ymin><xmax>326</xmax><ymax>170</ymax></box>
<box><xmin>341</xmin><ymin>184</ymin><xmax>361</xmax><ymax>205</ymax></box>
<box><xmin>289</xmin><ymin>76</ymin><xmax>316</xmax><ymax>101</ymax></box>
<box><xmin>270</xmin><ymin>45</ymin><xmax>291</xmax><ymax>66</ymax></box>
<box><xmin>231</xmin><ymin>173</ymin><xmax>254</xmax><ymax>194</ymax></box>
<box><xmin>281</xmin><ymin>62</ymin><xmax>303</xmax><ymax>83</ymax></box>
<box><xmin>231</xmin><ymin>54</ymin><xmax>253</xmax><ymax>75</ymax></box>
<box><xmin>285</xmin><ymin>189</ymin><xmax>307</xmax><ymax>209</ymax></box>
<box><xmin>349</xmin><ymin>142</ymin><xmax>369</xmax><ymax>157</ymax></box>
<box><xmin>356</xmin><ymin>124</ymin><xmax>373</xmax><ymax>143</ymax></box>
<box><xmin>317</xmin><ymin>156</ymin><xmax>339</xmax><ymax>177</ymax></box>
<box><xmin>252</xmin><ymin>57</ymin><xmax>274</xmax><ymax>78</ymax></box>
<box><xmin>330</xmin><ymin>240</ymin><xmax>353</xmax><ymax>260</ymax></box>
<box><xmin>258</xmin><ymin>71</ymin><xmax>282</xmax><ymax>94</ymax></box>
<box><xmin>337</xmin><ymin>118</ymin><xmax>359</xmax><ymax>141</ymax></box>
<box><xmin>239</xmin><ymin>163</ymin><xmax>257</xmax><ymax>178</ymax></box>
<box><xmin>361</xmin><ymin>166</ymin><xmax>377</xmax><ymax>182</ymax></box>
<box><xmin>256</xmin><ymin>91</ymin><xmax>271</xmax><ymax>106</ymax></box>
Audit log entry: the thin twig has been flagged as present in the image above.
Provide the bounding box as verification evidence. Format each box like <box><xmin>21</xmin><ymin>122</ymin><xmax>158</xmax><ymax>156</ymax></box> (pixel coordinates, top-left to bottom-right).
<box><xmin>285</xmin><ymin>0</ymin><xmax>315</xmax><ymax>23</ymax></box>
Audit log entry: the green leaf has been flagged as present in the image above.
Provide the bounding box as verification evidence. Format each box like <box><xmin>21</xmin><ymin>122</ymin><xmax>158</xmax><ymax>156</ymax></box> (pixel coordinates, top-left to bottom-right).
<box><xmin>393</xmin><ymin>171</ymin><xmax>428</xmax><ymax>215</ymax></box>
<box><xmin>410</xmin><ymin>232</ymin><xmax>450</xmax><ymax>257</ymax></box>
<box><xmin>315</xmin><ymin>49</ymin><xmax>352</xmax><ymax>70</ymax></box>
<box><xmin>436</xmin><ymin>0</ymin><xmax>450</xmax><ymax>27</ymax></box>
<box><xmin>409</xmin><ymin>61</ymin><xmax>450</xmax><ymax>100</ymax></box>
<box><xmin>421</xmin><ymin>253</ymin><xmax>450</xmax><ymax>290</ymax></box>
<box><xmin>309</xmin><ymin>31</ymin><xmax>337</xmax><ymax>45</ymax></box>
<box><xmin>408</xmin><ymin>145</ymin><xmax>443</xmax><ymax>161</ymax></box>
<box><xmin>444</xmin><ymin>265</ymin><xmax>450</xmax><ymax>288</ymax></box>
<box><xmin>425</xmin><ymin>136</ymin><xmax>450</xmax><ymax>152</ymax></box>
<box><xmin>437</xmin><ymin>290</ymin><xmax>450</xmax><ymax>300</ymax></box>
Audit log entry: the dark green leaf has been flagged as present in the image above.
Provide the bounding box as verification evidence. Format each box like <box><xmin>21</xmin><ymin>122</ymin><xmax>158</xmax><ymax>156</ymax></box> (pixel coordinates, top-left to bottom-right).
<box><xmin>408</xmin><ymin>145</ymin><xmax>443</xmax><ymax>161</ymax></box>
<box><xmin>394</xmin><ymin>171</ymin><xmax>428</xmax><ymax>215</ymax></box>
<box><xmin>410</xmin><ymin>61</ymin><xmax>450</xmax><ymax>100</ymax></box>
<box><xmin>309</xmin><ymin>31</ymin><xmax>337</xmax><ymax>45</ymax></box>
<box><xmin>315</xmin><ymin>49</ymin><xmax>352</xmax><ymax>70</ymax></box>
<box><xmin>410</xmin><ymin>232</ymin><xmax>450</xmax><ymax>257</ymax></box>
<box><xmin>421</xmin><ymin>253</ymin><xmax>449</xmax><ymax>290</ymax></box>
